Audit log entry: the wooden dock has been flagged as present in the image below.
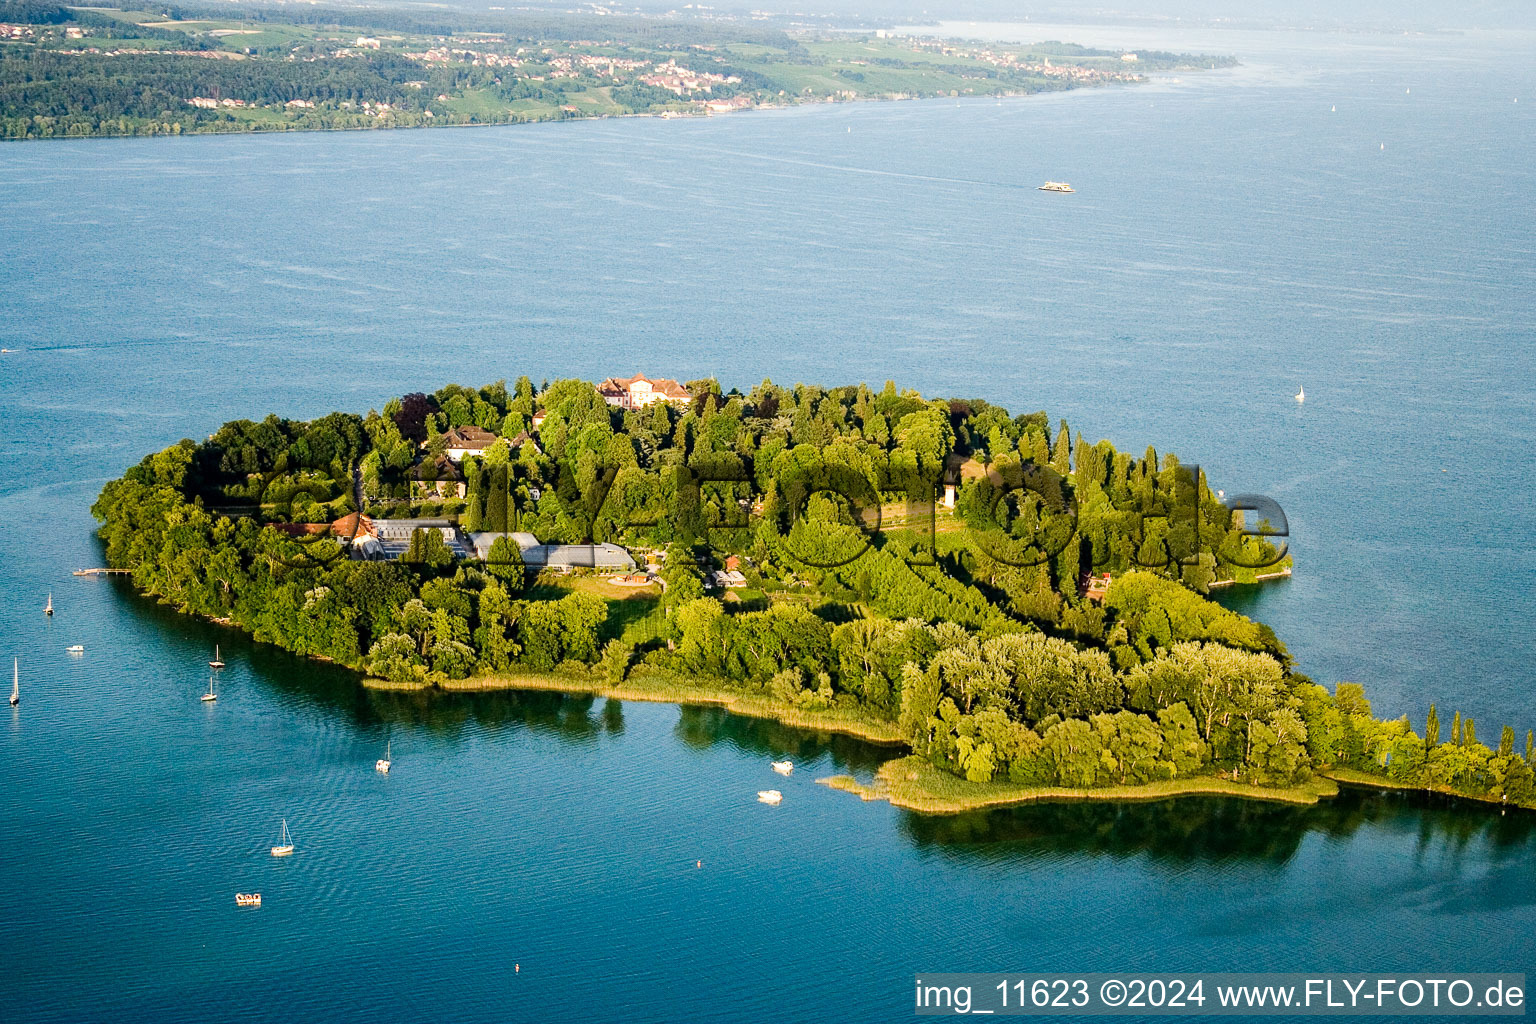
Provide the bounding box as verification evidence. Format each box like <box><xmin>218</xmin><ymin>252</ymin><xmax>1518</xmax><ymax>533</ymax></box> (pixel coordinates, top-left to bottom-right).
<box><xmin>73</xmin><ymin>568</ymin><xmax>130</xmax><ymax>576</ymax></box>
<box><xmin>1208</xmin><ymin>567</ymin><xmax>1292</xmax><ymax>590</ymax></box>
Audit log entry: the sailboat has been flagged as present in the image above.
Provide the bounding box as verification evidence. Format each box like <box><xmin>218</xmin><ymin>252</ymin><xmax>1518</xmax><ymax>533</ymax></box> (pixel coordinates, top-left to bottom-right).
<box><xmin>209</xmin><ymin>645</ymin><xmax>225</xmax><ymax>670</ymax></box>
<box><xmin>270</xmin><ymin>819</ymin><xmax>294</xmax><ymax>857</ymax></box>
<box><xmin>10</xmin><ymin>660</ymin><xmax>18</xmax><ymax>707</ymax></box>
<box><xmin>375</xmin><ymin>739</ymin><xmax>392</xmax><ymax>774</ymax></box>
<box><xmin>201</xmin><ymin>673</ymin><xmax>217</xmax><ymax>702</ymax></box>
<box><xmin>45</xmin><ymin>593</ymin><xmax>53</xmax><ymax>617</ymax></box>
<box><xmin>1295</xmin><ymin>386</ymin><xmax>1306</xmax><ymax>403</ymax></box>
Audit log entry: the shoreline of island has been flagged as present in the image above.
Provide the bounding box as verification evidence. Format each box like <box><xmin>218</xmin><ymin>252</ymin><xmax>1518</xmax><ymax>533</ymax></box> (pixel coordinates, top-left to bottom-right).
<box><xmin>364</xmin><ymin>665</ymin><xmax>1533</xmax><ymax>817</ymax></box>
<box><xmin>817</xmin><ymin>756</ymin><xmax>1341</xmax><ymax>812</ymax></box>
<box><xmin>364</xmin><ymin>665</ymin><xmax>907</xmax><ymax>745</ymax></box>
<box><xmin>91</xmin><ymin>374</ymin><xmax>1535</xmax><ymax>820</ymax></box>
<box><xmin>124</xmin><ymin>575</ymin><xmax>1534</xmax><ymax>819</ymax></box>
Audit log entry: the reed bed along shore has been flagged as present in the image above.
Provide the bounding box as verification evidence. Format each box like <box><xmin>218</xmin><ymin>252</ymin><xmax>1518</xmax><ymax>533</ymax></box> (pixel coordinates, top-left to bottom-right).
<box><xmin>819</xmin><ymin>757</ymin><xmax>1340</xmax><ymax>814</ymax></box>
<box><xmin>366</xmin><ymin>667</ymin><xmax>905</xmax><ymax>745</ymax></box>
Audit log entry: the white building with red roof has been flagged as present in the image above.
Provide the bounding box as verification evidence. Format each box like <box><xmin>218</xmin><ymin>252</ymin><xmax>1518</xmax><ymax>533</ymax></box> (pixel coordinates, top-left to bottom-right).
<box><xmin>596</xmin><ymin>375</ymin><xmax>691</xmax><ymax>412</ymax></box>
<box><xmin>442</xmin><ymin>425</ymin><xmax>498</xmax><ymax>461</ymax></box>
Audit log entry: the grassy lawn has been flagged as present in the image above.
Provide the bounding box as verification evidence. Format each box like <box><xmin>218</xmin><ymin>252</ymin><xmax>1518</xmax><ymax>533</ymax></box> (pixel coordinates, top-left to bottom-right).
<box><xmin>225</xmin><ymin>106</ymin><xmax>289</xmax><ymax>127</ymax></box>
<box><xmin>525</xmin><ymin>573</ymin><xmax>665</xmax><ymax>643</ymax></box>
<box><xmin>561</xmin><ymin>87</ymin><xmax>622</xmax><ymax>114</ymax></box>
<box><xmin>528</xmin><ymin>574</ymin><xmax>659</xmax><ymax>602</ymax></box>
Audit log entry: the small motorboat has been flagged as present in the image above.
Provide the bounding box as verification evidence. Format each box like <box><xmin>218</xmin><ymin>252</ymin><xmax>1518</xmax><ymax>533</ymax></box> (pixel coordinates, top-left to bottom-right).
<box><xmin>66</xmin><ymin>645</ymin><xmax>84</xmax><ymax>654</ymax></box>
<box><xmin>375</xmin><ymin>739</ymin><xmax>391</xmax><ymax>774</ymax></box>
<box><xmin>10</xmin><ymin>660</ymin><xmax>18</xmax><ymax>706</ymax></box>
<box><xmin>757</xmin><ymin>790</ymin><xmax>783</xmax><ymax>805</ymax></box>
<box><xmin>235</xmin><ymin>893</ymin><xmax>262</xmax><ymax>907</ymax></box>
<box><xmin>270</xmin><ymin>819</ymin><xmax>294</xmax><ymax>857</ymax></box>
<box><xmin>771</xmin><ymin>760</ymin><xmax>793</xmax><ymax>776</ymax></box>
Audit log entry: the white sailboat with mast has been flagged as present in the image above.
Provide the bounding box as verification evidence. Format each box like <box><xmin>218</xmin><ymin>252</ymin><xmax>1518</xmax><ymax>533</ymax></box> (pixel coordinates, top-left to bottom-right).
<box><xmin>9</xmin><ymin>660</ymin><xmax>17</xmax><ymax>706</ymax></box>
<box><xmin>375</xmin><ymin>739</ymin><xmax>392</xmax><ymax>774</ymax></box>
<box><xmin>44</xmin><ymin>593</ymin><xmax>52</xmax><ymax>617</ymax></box>
<box><xmin>209</xmin><ymin>645</ymin><xmax>225</xmax><ymax>669</ymax></box>
<box><xmin>201</xmin><ymin>673</ymin><xmax>217</xmax><ymax>702</ymax></box>
<box><xmin>270</xmin><ymin>819</ymin><xmax>294</xmax><ymax>857</ymax></box>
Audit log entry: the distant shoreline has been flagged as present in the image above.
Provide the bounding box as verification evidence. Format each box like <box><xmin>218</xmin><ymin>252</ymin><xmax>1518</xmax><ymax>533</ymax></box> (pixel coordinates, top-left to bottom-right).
<box><xmin>0</xmin><ymin>80</ymin><xmax>1146</xmax><ymax>145</ymax></box>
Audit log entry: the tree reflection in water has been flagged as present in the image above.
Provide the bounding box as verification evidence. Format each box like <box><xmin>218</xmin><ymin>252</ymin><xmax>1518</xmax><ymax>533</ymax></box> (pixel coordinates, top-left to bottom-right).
<box><xmin>899</xmin><ymin>786</ymin><xmax>1536</xmax><ymax>870</ymax></box>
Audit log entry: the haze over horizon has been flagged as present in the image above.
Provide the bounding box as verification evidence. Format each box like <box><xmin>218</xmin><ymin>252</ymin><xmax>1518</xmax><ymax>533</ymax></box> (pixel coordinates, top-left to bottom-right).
<box><xmin>454</xmin><ymin>0</ymin><xmax>1536</xmax><ymax>33</ymax></box>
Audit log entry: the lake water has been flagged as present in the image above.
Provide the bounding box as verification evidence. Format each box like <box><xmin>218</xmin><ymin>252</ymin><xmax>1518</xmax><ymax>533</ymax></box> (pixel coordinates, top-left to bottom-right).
<box><xmin>1</xmin><ymin>22</ymin><xmax>1533</xmax><ymax>1022</ymax></box>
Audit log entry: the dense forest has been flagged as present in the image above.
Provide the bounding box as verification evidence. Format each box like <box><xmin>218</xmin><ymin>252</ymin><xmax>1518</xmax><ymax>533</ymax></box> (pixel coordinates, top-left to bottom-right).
<box><xmin>91</xmin><ymin>377</ymin><xmax>1536</xmax><ymax>810</ymax></box>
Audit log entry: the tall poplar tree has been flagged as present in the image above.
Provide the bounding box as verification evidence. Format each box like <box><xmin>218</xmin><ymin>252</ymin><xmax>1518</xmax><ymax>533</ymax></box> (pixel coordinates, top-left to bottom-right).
<box><xmin>1052</xmin><ymin>419</ymin><xmax>1071</xmax><ymax>474</ymax></box>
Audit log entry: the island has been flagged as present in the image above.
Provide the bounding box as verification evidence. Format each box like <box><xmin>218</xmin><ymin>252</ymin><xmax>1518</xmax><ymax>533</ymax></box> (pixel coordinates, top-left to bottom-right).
<box><xmin>0</xmin><ymin>0</ymin><xmax>1235</xmax><ymax>140</ymax></box>
<box><xmin>91</xmin><ymin>374</ymin><xmax>1536</xmax><ymax>813</ymax></box>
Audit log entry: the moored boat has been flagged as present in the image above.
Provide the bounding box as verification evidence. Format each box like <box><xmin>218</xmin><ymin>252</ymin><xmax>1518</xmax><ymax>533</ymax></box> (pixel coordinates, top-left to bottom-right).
<box><xmin>235</xmin><ymin>893</ymin><xmax>261</xmax><ymax>906</ymax></box>
<box><xmin>201</xmin><ymin>674</ymin><xmax>217</xmax><ymax>702</ymax></box>
<box><xmin>209</xmin><ymin>645</ymin><xmax>225</xmax><ymax>670</ymax></box>
<box><xmin>375</xmin><ymin>739</ymin><xmax>391</xmax><ymax>774</ymax></box>
<box><xmin>270</xmin><ymin>819</ymin><xmax>294</xmax><ymax>857</ymax></box>
<box><xmin>757</xmin><ymin>790</ymin><xmax>783</xmax><ymax>805</ymax></box>
<box><xmin>771</xmin><ymin>760</ymin><xmax>793</xmax><ymax>776</ymax></box>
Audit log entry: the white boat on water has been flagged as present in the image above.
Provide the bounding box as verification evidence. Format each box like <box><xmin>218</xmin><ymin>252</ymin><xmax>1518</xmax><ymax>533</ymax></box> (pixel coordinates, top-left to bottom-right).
<box><xmin>235</xmin><ymin>893</ymin><xmax>261</xmax><ymax>907</ymax></box>
<box><xmin>209</xmin><ymin>645</ymin><xmax>225</xmax><ymax>669</ymax></box>
<box><xmin>1295</xmin><ymin>386</ymin><xmax>1306</xmax><ymax>403</ymax></box>
<box><xmin>45</xmin><ymin>593</ymin><xmax>53</xmax><ymax>617</ymax></box>
<box><xmin>771</xmin><ymin>760</ymin><xmax>793</xmax><ymax>776</ymax></box>
<box><xmin>375</xmin><ymin>739</ymin><xmax>391</xmax><ymax>774</ymax></box>
<box><xmin>757</xmin><ymin>790</ymin><xmax>783</xmax><ymax>805</ymax></box>
<box><xmin>270</xmin><ymin>819</ymin><xmax>294</xmax><ymax>857</ymax></box>
<box><xmin>1038</xmin><ymin>181</ymin><xmax>1075</xmax><ymax>193</ymax></box>
<box><xmin>10</xmin><ymin>660</ymin><xmax>18</xmax><ymax>707</ymax></box>
<box><xmin>201</xmin><ymin>674</ymin><xmax>217</xmax><ymax>702</ymax></box>
<box><xmin>66</xmin><ymin>645</ymin><xmax>84</xmax><ymax>654</ymax></box>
